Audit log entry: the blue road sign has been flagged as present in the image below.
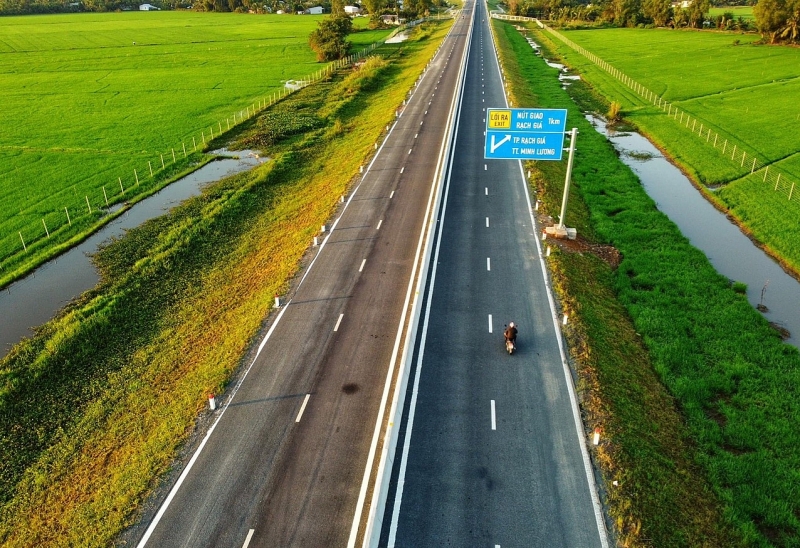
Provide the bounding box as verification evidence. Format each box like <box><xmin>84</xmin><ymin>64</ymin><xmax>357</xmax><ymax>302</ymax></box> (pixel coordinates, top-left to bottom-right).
<box><xmin>484</xmin><ymin>108</ymin><xmax>568</xmax><ymax>160</ymax></box>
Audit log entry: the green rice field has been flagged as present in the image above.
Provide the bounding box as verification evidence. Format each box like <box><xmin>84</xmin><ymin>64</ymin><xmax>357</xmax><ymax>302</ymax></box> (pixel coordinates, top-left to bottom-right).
<box><xmin>542</xmin><ymin>27</ymin><xmax>800</xmax><ymax>272</ymax></box>
<box><xmin>0</xmin><ymin>12</ymin><xmax>388</xmax><ymax>286</ymax></box>
<box><xmin>709</xmin><ymin>5</ymin><xmax>755</xmax><ymax>20</ymax></box>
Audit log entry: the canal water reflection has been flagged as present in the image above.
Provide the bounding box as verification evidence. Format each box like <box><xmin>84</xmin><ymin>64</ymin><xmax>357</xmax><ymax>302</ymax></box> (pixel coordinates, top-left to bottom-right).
<box><xmin>587</xmin><ymin>115</ymin><xmax>799</xmax><ymax>347</ymax></box>
<box><xmin>0</xmin><ymin>151</ymin><xmax>264</xmax><ymax>358</ymax></box>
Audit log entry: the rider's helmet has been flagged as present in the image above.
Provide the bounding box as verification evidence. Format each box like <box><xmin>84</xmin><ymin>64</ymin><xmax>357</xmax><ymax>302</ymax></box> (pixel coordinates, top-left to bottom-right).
<box><xmin>509</xmin><ymin>322</ymin><xmax>515</xmax><ymax>328</ymax></box>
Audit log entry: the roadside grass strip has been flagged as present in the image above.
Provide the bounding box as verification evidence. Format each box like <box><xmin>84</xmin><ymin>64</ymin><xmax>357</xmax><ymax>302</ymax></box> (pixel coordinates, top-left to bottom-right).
<box><xmin>0</xmin><ymin>20</ymin><xmax>452</xmax><ymax>547</ymax></box>
<box><xmin>494</xmin><ymin>19</ymin><xmax>800</xmax><ymax>547</ymax></box>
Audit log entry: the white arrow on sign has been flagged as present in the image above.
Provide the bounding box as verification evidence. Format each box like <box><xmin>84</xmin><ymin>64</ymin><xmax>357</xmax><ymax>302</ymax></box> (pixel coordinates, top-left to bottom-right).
<box><xmin>490</xmin><ymin>134</ymin><xmax>511</xmax><ymax>153</ymax></box>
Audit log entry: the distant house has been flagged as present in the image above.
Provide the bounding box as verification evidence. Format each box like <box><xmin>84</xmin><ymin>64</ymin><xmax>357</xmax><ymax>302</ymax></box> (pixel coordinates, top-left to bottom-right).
<box><xmin>344</xmin><ymin>5</ymin><xmax>361</xmax><ymax>14</ymax></box>
<box><xmin>139</xmin><ymin>3</ymin><xmax>159</xmax><ymax>9</ymax></box>
<box><xmin>306</xmin><ymin>5</ymin><xmax>323</xmax><ymax>13</ymax></box>
<box><xmin>381</xmin><ymin>14</ymin><xmax>401</xmax><ymax>24</ymax></box>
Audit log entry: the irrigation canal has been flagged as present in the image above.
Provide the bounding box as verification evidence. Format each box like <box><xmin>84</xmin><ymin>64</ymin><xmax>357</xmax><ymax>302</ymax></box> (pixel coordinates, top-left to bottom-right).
<box><xmin>0</xmin><ymin>151</ymin><xmax>263</xmax><ymax>359</ymax></box>
<box><xmin>587</xmin><ymin>115</ymin><xmax>800</xmax><ymax>347</ymax></box>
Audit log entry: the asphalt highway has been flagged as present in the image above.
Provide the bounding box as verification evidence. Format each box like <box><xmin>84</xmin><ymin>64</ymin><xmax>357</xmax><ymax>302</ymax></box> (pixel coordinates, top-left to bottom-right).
<box><xmin>134</xmin><ymin>8</ymin><xmax>474</xmax><ymax>548</ymax></box>
<box><xmin>379</xmin><ymin>2</ymin><xmax>609</xmax><ymax>547</ymax></box>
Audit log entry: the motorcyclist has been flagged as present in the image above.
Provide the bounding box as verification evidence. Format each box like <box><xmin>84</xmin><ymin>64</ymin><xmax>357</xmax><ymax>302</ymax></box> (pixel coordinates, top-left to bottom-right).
<box><xmin>504</xmin><ymin>322</ymin><xmax>518</xmax><ymax>349</ymax></box>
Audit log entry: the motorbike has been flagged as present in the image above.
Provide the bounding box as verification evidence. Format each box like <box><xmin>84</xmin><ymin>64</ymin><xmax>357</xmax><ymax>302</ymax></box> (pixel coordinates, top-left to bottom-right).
<box><xmin>503</xmin><ymin>324</ymin><xmax>517</xmax><ymax>355</ymax></box>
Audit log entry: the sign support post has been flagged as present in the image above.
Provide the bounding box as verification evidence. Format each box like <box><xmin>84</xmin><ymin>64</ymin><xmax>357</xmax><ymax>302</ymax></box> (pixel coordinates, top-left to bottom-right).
<box><xmin>484</xmin><ymin>108</ymin><xmax>577</xmax><ymax>240</ymax></box>
<box><xmin>557</xmin><ymin>128</ymin><xmax>578</xmax><ymax>231</ymax></box>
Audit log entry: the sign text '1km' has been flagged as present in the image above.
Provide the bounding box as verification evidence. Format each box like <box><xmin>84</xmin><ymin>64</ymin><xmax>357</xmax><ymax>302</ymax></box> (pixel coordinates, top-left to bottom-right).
<box><xmin>484</xmin><ymin>108</ymin><xmax>568</xmax><ymax>161</ymax></box>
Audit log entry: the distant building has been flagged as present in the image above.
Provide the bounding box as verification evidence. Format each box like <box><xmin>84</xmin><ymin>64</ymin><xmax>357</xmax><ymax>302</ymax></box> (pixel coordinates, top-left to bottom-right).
<box><xmin>306</xmin><ymin>5</ymin><xmax>323</xmax><ymax>13</ymax></box>
<box><xmin>139</xmin><ymin>3</ymin><xmax>159</xmax><ymax>9</ymax></box>
<box><xmin>381</xmin><ymin>14</ymin><xmax>401</xmax><ymax>24</ymax></box>
<box><xmin>344</xmin><ymin>5</ymin><xmax>361</xmax><ymax>14</ymax></box>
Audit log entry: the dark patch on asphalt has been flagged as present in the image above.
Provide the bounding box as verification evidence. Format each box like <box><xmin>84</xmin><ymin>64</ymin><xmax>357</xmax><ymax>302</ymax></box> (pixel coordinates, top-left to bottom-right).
<box><xmin>342</xmin><ymin>383</ymin><xmax>360</xmax><ymax>394</ymax></box>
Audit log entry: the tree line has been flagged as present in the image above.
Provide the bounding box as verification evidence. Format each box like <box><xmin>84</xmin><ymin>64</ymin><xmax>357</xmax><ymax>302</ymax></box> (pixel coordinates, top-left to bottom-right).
<box><xmin>505</xmin><ymin>0</ymin><xmax>798</xmax><ymax>43</ymax></box>
<box><xmin>0</xmin><ymin>0</ymin><xmax>435</xmax><ymax>16</ymax></box>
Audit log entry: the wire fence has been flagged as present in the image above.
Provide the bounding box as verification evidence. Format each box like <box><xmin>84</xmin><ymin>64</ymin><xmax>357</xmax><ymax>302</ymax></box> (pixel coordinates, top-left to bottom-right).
<box><xmin>0</xmin><ymin>31</ymin><xmax>411</xmax><ymax>278</ymax></box>
<box><xmin>490</xmin><ymin>13</ymin><xmax>800</xmax><ymax>207</ymax></box>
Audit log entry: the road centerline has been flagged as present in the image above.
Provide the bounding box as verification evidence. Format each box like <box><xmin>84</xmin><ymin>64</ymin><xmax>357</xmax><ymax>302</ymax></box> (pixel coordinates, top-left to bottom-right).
<box><xmin>490</xmin><ymin>400</ymin><xmax>496</xmax><ymax>431</ymax></box>
<box><xmin>333</xmin><ymin>313</ymin><xmax>344</xmax><ymax>332</ymax></box>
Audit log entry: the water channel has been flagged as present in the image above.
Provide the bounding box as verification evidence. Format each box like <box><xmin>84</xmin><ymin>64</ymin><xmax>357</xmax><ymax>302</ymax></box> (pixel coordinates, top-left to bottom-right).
<box><xmin>0</xmin><ymin>151</ymin><xmax>264</xmax><ymax>358</ymax></box>
<box><xmin>587</xmin><ymin>115</ymin><xmax>800</xmax><ymax>347</ymax></box>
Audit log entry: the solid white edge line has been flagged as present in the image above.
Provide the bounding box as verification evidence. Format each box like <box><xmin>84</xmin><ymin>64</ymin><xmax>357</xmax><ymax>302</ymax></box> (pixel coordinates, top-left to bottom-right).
<box><xmin>334</xmin><ymin>313</ymin><xmax>344</xmax><ymax>332</ymax></box>
<box><xmin>351</xmin><ymin>15</ymin><xmax>469</xmax><ymax>548</ymax></box>
<box><xmin>295</xmin><ymin>394</ymin><xmax>311</xmax><ymax>423</ymax></box>
<box><xmin>491</xmin><ymin>400</ymin><xmax>496</xmax><ymax>430</ymax></box>
<box><xmin>486</xmin><ymin>5</ymin><xmax>610</xmax><ymax>547</ymax></box>
<box><xmin>388</xmin><ymin>30</ymin><xmax>471</xmax><ymax>545</ymax></box>
<box><xmin>137</xmin><ymin>21</ymin><xmax>420</xmax><ymax>545</ymax></box>
<box><xmin>136</xmin><ymin>303</ymin><xmax>291</xmax><ymax>547</ymax></box>
<box><xmin>359</xmin><ymin>259</ymin><xmax>367</xmax><ymax>272</ymax></box>
<box><xmin>242</xmin><ymin>529</ymin><xmax>255</xmax><ymax>548</ymax></box>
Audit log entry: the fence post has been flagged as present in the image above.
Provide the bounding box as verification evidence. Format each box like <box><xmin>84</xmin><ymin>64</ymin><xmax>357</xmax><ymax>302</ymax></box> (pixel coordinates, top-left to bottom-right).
<box><xmin>764</xmin><ymin>165</ymin><xmax>769</xmax><ymax>182</ymax></box>
<box><xmin>751</xmin><ymin>158</ymin><xmax>757</xmax><ymax>174</ymax></box>
<box><xmin>149</xmin><ymin>161</ymin><xmax>153</xmax><ymax>177</ymax></box>
<box><xmin>193</xmin><ymin>137</ymin><xmax>197</xmax><ymax>151</ymax></box>
<box><xmin>119</xmin><ymin>177</ymin><xmax>125</xmax><ymax>194</ymax></box>
<box><xmin>731</xmin><ymin>144</ymin><xmax>736</xmax><ymax>159</ymax></box>
<box><xmin>86</xmin><ymin>196</ymin><xmax>92</xmax><ymax>214</ymax></box>
<box><xmin>103</xmin><ymin>186</ymin><xmax>108</xmax><ymax>206</ymax></box>
<box><xmin>65</xmin><ymin>207</ymin><xmax>71</xmax><ymax>226</ymax></box>
<box><xmin>161</xmin><ymin>154</ymin><xmax>165</xmax><ymax>169</ymax></box>
<box><xmin>19</xmin><ymin>232</ymin><xmax>26</xmax><ymax>252</ymax></box>
<box><xmin>183</xmin><ymin>143</ymin><xmax>187</xmax><ymax>157</ymax></box>
<box><xmin>741</xmin><ymin>151</ymin><xmax>746</xmax><ymax>167</ymax></box>
<box><xmin>43</xmin><ymin>218</ymin><xmax>50</xmax><ymax>238</ymax></box>
<box><xmin>172</xmin><ymin>149</ymin><xmax>176</xmax><ymax>163</ymax></box>
<box><xmin>775</xmin><ymin>173</ymin><xmax>781</xmax><ymax>191</ymax></box>
<box><xmin>790</xmin><ymin>183</ymin><xmax>795</xmax><ymax>201</ymax></box>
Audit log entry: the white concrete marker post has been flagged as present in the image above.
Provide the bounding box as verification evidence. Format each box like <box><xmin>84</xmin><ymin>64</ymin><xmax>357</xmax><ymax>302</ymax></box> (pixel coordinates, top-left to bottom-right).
<box><xmin>593</xmin><ymin>428</ymin><xmax>601</xmax><ymax>445</ymax></box>
<box><xmin>208</xmin><ymin>394</ymin><xmax>217</xmax><ymax>411</ymax></box>
<box><xmin>274</xmin><ymin>296</ymin><xmax>281</xmax><ymax>308</ymax></box>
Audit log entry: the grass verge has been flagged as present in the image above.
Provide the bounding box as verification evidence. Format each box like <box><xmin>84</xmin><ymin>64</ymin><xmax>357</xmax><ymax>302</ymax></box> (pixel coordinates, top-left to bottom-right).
<box><xmin>495</xmin><ymin>18</ymin><xmax>800</xmax><ymax>547</ymax></box>
<box><xmin>0</xmin><ymin>19</ymin><xmax>452</xmax><ymax>547</ymax></box>
<box><xmin>535</xmin><ymin>27</ymin><xmax>800</xmax><ymax>276</ymax></box>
